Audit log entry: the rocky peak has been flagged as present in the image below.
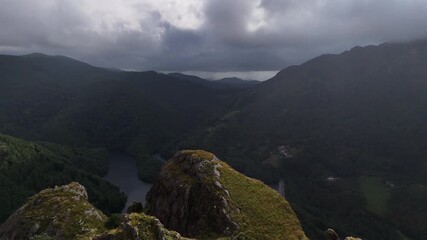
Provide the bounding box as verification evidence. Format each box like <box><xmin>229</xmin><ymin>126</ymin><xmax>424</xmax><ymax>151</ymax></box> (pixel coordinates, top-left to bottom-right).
<box><xmin>146</xmin><ymin>150</ymin><xmax>308</xmax><ymax>240</ymax></box>
<box><xmin>146</xmin><ymin>150</ymin><xmax>239</xmax><ymax>238</ymax></box>
<box><xmin>53</xmin><ymin>182</ymin><xmax>89</xmax><ymax>200</ymax></box>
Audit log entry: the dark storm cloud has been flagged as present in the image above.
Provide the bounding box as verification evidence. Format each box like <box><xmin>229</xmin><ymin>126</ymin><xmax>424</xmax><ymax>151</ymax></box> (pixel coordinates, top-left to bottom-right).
<box><xmin>1</xmin><ymin>0</ymin><xmax>427</xmax><ymax>75</ymax></box>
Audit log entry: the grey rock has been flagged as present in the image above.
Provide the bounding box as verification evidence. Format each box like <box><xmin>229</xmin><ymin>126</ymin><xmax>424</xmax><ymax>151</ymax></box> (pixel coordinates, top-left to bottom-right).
<box><xmin>145</xmin><ymin>150</ymin><xmax>239</xmax><ymax>238</ymax></box>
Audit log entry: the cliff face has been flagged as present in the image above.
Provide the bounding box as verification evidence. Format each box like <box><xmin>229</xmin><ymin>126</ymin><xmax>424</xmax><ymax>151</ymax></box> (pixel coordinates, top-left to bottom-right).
<box><xmin>146</xmin><ymin>150</ymin><xmax>308</xmax><ymax>240</ymax></box>
<box><xmin>146</xmin><ymin>150</ymin><xmax>239</xmax><ymax>238</ymax></box>
<box><xmin>0</xmin><ymin>182</ymin><xmax>107</xmax><ymax>240</ymax></box>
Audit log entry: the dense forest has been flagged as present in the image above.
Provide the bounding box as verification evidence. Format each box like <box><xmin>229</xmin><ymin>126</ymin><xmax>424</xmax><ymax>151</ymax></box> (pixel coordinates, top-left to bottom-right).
<box><xmin>0</xmin><ymin>133</ymin><xmax>126</xmax><ymax>222</ymax></box>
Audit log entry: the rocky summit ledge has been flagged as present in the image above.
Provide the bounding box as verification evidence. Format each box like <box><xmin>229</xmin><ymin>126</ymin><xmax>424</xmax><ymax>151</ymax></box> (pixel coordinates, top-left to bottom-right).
<box><xmin>146</xmin><ymin>150</ymin><xmax>308</xmax><ymax>240</ymax></box>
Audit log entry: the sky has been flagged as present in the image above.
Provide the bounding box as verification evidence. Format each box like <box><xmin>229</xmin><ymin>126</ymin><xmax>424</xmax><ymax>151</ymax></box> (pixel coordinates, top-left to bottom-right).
<box><xmin>1</xmin><ymin>0</ymin><xmax>427</xmax><ymax>80</ymax></box>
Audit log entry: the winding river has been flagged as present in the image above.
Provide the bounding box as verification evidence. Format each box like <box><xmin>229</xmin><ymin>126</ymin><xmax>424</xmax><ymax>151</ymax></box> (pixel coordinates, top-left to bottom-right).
<box><xmin>104</xmin><ymin>152</ymin><xmax>152</xmax><ymax>211</ymax></box>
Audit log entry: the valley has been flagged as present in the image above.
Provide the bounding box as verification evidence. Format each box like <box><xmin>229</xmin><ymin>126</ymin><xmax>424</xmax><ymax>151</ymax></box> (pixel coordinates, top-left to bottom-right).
<box><xmin>2</xmin><ymin>1</ymin><xmax>427</xmax><ymax>239</ymax></box>
<box><xmin>1</xmin><ymin>39</ymin><xmax>427</xmax><ymax>239</ymax></box>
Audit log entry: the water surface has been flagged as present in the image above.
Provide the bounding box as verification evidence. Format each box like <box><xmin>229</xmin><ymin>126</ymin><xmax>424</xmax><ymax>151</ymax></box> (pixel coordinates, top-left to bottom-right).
<box><xmin>104</xmin><ymin>152</ymin><xmax>152</xmax><ymax>212</ymax></box>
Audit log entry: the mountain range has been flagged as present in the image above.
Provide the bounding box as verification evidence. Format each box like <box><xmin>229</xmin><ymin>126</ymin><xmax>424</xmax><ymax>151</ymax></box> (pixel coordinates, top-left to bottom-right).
<box><xmin>1</xmin><ymin>39</ymin><xmax>427</xmax><ymax>239</ymax></box>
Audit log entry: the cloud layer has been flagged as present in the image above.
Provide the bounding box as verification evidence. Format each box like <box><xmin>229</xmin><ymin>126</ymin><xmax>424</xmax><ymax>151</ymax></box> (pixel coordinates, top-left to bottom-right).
<box><xmin>1</xmin><ymin>0</ymin><xmax>427</xmax><ymax>75</ymax></box>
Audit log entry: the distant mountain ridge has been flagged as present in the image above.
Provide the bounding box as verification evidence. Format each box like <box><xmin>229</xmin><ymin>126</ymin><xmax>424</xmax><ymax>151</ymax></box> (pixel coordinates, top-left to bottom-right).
<box><xmin>168</xmin><ymin>72</ymin><xmax>259</xmax><ymax>88</ymax></box>
<box><xmin>216</xmin><ymin>77</ymin><xmax>260</xmax><ymax>86</ymax></box>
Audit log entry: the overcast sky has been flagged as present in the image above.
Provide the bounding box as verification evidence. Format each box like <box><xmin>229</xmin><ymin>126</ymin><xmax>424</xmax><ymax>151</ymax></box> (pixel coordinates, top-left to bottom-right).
<box><xmin>1</xmin><ymin>0</ymin><xmax>427</xmax><ymax>80</ymax></box>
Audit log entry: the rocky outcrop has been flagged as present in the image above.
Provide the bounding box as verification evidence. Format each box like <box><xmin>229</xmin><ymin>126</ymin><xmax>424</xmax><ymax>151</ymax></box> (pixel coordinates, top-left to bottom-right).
<box><xmin>146</xmin><ymin>150</ymin><xmax>238</xmax><ymax>238</ymax></box>
<box><xmin>0</xmin><ymin>182</ymin><xmax>106</xmax><ymax>240</ymax></box>
<box><xmin>146</xmin><ymin>150</ymin><xmax>308</xmax><ymax>240</ymax></box>
<box><xmin>93</xmin><ymin>213</ymin><xmax>190</xmax><ymax>240</ymax></box>
<box><xmin>0</xmin><ymin>182</ymin><xmax>188</xmax><ymax>240</ymax></box>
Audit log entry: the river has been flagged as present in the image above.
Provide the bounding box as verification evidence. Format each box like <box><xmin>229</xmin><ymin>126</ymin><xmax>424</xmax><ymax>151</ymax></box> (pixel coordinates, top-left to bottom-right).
<box><xmin>104</xmin><ymin>152</ymin><xmax>153</xmax><ymax>212</ymax></box>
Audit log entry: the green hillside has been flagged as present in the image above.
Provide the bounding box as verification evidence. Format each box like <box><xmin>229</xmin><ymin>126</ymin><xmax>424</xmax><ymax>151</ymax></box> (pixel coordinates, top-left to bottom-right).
<box><xmin>0</xmin><ymin>53</ymin><xmax>240</xmax><ymax>181</ymax></box>
<box><xmin>179</xmin><ymin>40</ymin><xmax>427</xmax><ymax>239</ymax></box>
<box><xmin>0</xmin><ymin>133</ymin><xmax>126</xmax><ymax>222</ymax></box>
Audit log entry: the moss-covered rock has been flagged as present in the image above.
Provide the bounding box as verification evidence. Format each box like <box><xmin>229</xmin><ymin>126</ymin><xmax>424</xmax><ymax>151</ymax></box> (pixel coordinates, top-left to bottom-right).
<box><xmin>146</xmin><ymin>150</ymin><xmax>308</xmax><ymax>240</ymax></box>
<box><xmin>93</xmin><ymin>213</ymin><xmax>191</xmax><ymax>240</ymax></box>
<box><xmin>0</xmin><ymin>182</ymin><xmax>107</xmax><ymax>240</ymax></box>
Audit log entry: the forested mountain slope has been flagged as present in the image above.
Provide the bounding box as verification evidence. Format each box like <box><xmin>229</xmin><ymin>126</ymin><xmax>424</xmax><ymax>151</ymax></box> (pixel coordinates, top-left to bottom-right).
<box><xmin>0</xmin><ymin>133</ymin><xmax>126</xmax><ymax>222</ymax></box>
<box><xmin>0</xmin><ymin>53</ymin><xmax>242</xmax><ymax>181</ymax></box>
<box><xmin>180</xmin><ymin>40</ymin><xmax>427</xmax><ymax>239</ymax></box>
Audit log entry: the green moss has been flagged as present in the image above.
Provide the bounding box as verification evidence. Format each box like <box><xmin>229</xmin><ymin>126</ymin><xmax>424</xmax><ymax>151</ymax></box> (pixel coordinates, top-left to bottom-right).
<box><xmin>216</xmin><ymin>160</ymin><xmax>307</xmax><ymax>240</ymax></box>
<box><xmin>0</xmin><ymin>183</ymin><xmax>107</xmax><ymax>240</ymax></box>
<box><xmin>97</xmin><ymin>213</ymin><xmax>193</xmax><ymax>240</ymax></box>
<box><xmin>30</xmin><ymin>233</ymin><xmax>55</xmax><ymax>240</ymax></box>
<box><xmin>179</xmin><ymin>150</ymin><xmax>215</xmax><ymax>161</ymax></box>
<box><xmin>162</xmin><ymin>150</ymin><xmax>216</xmax><ymax>186</ymax></box>
<box><xmin>129</xmin><ymin>213</ymin><xmax>193</xmax><ymax>240</ymax></box>
<box><xmin>163</xmin><ymin>161</ymin><xmax>198</xmax><ymax>185</ymax></box>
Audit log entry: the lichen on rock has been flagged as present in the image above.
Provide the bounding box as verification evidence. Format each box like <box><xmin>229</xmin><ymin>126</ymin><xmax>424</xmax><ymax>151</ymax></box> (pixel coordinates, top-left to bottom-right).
<box><xmin>93</xmin><ymin>212</ymin><xmax>191</xmax><ymax>240</ymax></box>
